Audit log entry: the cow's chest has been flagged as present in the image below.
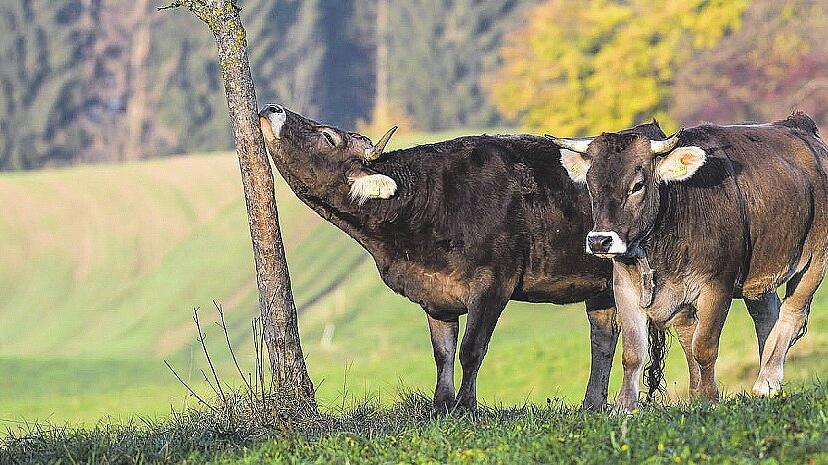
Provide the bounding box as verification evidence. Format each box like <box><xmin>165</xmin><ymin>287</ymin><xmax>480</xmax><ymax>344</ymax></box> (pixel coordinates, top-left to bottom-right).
<box><xmin>615</xmin><ymin>263</ymin><xmax>704</xmax><ymax>328</ymax></box>
<box><xmin>379</xmin><ymin>259</ymin><xmax>471</xmax><ymax>313</ymax></box>
<box><xmin>644</xmin><ymin>277</ymin><xmax>703</xmax><ymax>327</ymax></box>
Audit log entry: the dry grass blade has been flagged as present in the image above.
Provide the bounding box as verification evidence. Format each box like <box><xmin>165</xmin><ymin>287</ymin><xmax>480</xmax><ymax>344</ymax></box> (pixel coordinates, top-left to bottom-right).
<box><xmin>214</xmin><ymin>300</ymin><xmax>253</xmax><ymax>393</ymax></box>
<box><xmin>163</xmin><ymin>360</ymin><xmax>216</xmax><ymax>413</ymax></box>
<box><xmin>193</xmin><ymin>308</ymin><xmax>226</xmax><ymax>404</ymax></box>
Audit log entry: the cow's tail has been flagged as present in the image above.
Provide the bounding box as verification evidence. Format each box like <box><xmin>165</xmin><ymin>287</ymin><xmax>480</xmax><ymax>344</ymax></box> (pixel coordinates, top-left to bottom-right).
<box><xmin>643</xmin><ymin>318</ymin><xmax>668</xmax><ymax>401</ymax></box>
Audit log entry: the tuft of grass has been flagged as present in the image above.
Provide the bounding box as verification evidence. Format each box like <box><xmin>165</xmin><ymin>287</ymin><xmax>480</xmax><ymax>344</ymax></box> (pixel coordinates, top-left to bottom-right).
<box><xmin>3</xmin><ymin>385</ymin><xmax>828</xmax><ymax>465</ymax></box>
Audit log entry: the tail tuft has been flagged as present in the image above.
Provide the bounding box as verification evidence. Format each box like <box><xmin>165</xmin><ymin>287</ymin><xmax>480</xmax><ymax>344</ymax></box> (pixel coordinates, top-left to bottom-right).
<box><xmin>643</xmin><ymin>318</ymin><xmax>669</xmax><ymax>401</ymax></box>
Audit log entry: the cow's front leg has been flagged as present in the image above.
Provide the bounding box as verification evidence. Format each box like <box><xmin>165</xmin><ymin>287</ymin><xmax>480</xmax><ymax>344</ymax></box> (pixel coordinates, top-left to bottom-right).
<box><xmin>692</xmin><ymin>284</ymin><xmax>731</xmax><ymax>401</ymax></box>
<box><xmin>425</xmin><ymin>311</ymin><xmax>459</xmax><ymax>414</ymax></box>
<box><xmin>455</xmin><ymin>291</ymin><xmax>508</xmax><ymax>411</ymax></box>
<box><xmin>583</xmin><ymin>291</ymin><xmax>619</xmax><ymax>411</ymax></box>
<box><xmin>612</xmin><ymin>267</ymin><xmax>648</xmax><ymax>411</ymax></box>
<box><xmin>616</xmin><ymin>307</ymin><xmax>649</xmax><ymax>411</ymax></box>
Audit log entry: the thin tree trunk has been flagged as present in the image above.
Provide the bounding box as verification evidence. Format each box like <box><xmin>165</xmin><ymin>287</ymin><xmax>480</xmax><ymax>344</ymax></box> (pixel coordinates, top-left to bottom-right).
<box><xmin>125</xmin><ymin>0</ymin><xmax>153</xmax><ymax>161</ymax></box>
<box><xmin>160</xmin><ymin>0</ymin><xmax>315</xmax><ymax>404</ymax></box>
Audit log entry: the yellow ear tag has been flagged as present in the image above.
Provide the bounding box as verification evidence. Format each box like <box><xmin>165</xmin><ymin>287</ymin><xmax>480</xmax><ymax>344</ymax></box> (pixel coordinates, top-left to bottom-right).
<box><xmin>671</xmin><ymin>164</ymin><xmax>687</xmax><ymax>177</ymax></box>
<box><xmin>372</xmin><ymin>185</ymin><xmax>382</xmax><ymax>197</ymax></box>
<box><xmin>570</xmin><ymin>166</ymin><xmax>579</xmax><ymax>176</ymax></box>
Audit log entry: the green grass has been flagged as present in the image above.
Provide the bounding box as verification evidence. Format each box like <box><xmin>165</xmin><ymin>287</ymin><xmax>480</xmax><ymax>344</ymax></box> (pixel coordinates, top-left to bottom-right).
<box><xmin>1</xmin><ymin>126</ymin><xmax>828</xmax><ymax>428</ymax></box>
<box><xmin>4</xmin><ymin>386</ymin><xmax>828</xmax><ymax>464</ymax></box>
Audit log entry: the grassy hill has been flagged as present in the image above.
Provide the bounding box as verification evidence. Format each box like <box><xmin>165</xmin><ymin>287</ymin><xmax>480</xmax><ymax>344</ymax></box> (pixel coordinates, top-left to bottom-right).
<box><xmin>1</xmin><ymin>129</ymin><xmax>828</xmax><ymax>425</ymax></box>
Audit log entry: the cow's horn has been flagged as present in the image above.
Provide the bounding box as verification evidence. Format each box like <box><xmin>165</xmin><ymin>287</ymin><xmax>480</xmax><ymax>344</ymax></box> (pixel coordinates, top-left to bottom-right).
<box><xmin>545</xmin><ymin>135</ymin><xmax>593</xmax><ymax>154</ymax></box>
<box><xmin>650</xmin><ymin>130</ymin><xmax>683</xmax><ymax>154</ymax></box>
<box><xmin>366</xmin><ymin>125</ymin><xmax>398</xmax><ymax>161</ymax></box>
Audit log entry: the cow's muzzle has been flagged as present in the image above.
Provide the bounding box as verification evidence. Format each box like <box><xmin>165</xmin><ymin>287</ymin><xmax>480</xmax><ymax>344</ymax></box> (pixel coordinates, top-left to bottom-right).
<box><xmin>259</xmin><ymin>104</ymin><xmax>286</xmax><ymax>142</ymax></box>
<box><xmin>586</xmin><ymin>231</ymin><xmax>628</xmax><ymax>258</ymax></box>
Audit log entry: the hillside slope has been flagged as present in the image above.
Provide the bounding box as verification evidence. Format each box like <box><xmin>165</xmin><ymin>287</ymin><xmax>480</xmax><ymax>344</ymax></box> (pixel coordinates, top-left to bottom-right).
<box><xmin>1</xmin><ymin>136</ymin><xmax>827</xmax><ymax>423</ymax></box>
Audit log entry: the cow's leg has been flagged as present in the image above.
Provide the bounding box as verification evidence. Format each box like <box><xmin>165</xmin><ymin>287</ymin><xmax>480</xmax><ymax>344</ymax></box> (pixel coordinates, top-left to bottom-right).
<box><xmin>426</xmin><ymin>311</ymin><xmax>459</xmax><ymax>413</ymax></box>
<box><xmin>673</xmin><ymin>310</ymin><xmax>700</xmax><ymax>397</ymax></box>
<box><xmin>613</xmin><ymin>275</ymin><xmax>648</xmax><ymax>411</ymax></box>
<box><xmin>754</xmin><ymin>259</ymin><xmax>825</xmax><ymax>396</ymax></box>
<box><xmin>455</xmin><ymin>290</ymin><xmax>509</xmax><ymax>411</ymax></box>
<box><xmin>692</xmin><ymin>285</ymin><xmax>731</xmax><ymax>401</ymax></box>
<box><xmin>582</xmin><ymin>290</ymin><xmax>619</xmax><ymax>411</ymax></box>
<box><xmin>744</xmin><ymin>292</ymin><xmax>781</xmax><ymax>362</ymax></box>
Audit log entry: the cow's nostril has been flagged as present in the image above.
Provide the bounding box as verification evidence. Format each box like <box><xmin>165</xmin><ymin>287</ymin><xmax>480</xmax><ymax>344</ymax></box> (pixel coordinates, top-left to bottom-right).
<box><xmin>587</xmin><ymin>234</ymin><xmax>614</xmax><ymax>253</ymax></box>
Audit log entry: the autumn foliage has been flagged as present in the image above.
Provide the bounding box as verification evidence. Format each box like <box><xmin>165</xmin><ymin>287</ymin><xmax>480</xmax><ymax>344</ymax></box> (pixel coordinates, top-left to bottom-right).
<box><xmin>490</xmin><ymin>0</ymin><xmax>750</xmax><ymax>135</ymax></box>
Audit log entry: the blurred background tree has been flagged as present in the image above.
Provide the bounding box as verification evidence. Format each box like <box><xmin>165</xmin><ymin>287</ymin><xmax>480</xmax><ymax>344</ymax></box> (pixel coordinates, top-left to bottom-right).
<box><xmin>490</xmin><ymin>0</ymin><xmax>750</xmax><ymax>135</ymax></box>
<box><xmin>671</xmin><ymin>0</ymin><xmax>828</xmax><ymax>127</ymax></box>
<box><xmin>0</xmin><ymin>0</ymin><xmax>826</xmax><ymax>170</ymax></box>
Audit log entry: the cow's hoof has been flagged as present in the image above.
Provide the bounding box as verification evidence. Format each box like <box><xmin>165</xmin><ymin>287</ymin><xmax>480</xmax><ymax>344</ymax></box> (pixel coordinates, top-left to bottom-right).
<box><xmin>454</xmin><ymin>397</ymin><xmax>477</xmax><ymax>414</ymax></box>
<box><xmin>581</xmin><ymin>396</ymin><xmax>609</xmax><ymax>412</ymax></box>
<box><xmin>608</xmin><ymin>404</ymin><xmax>637</xmax><ymax>416</ymax></box>
<box><xmin>433</xmin><ymin>398</ymin><xmax>455</xmax><ymax>416</ymax></box>
<box><xmin>752</xmin><ymin>379</ymin><xmax>782</xmax><ymax>397</ymax></box>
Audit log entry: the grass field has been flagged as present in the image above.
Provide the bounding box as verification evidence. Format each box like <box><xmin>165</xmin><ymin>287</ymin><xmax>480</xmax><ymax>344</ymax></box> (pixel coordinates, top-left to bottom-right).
<box><xmin>5</xmin><ymin>386</ymin><xmax>828</xmax><ymax>464</ymax></box>
<box><xmin>1</xmin><ymin>127</ymin><xmax>828</xmax><ymax>430</ymax></box>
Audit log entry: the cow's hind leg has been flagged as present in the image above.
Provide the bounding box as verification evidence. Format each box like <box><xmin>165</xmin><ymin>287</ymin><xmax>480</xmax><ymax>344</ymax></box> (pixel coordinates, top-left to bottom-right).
<box><xmin>754</xmin><ymin>259</ymin><xmax>825</xmax><ymax>396</ymax></box>
<box><xmin>582</xmin><ymin>291</ymin><xmax>619</xmax><ymax>411</ymax></box>
<box><xmin>426</xmin><ymin>311</ymin><xmax>459</xmax><ymax>413</ymax></box>
<box><xmin>455</xmin><ymin>287</ymin><xmax>510</xmax><ymax>411</ymax></box>
<box><xmin>745</xmin><ymin>292</ymin><xmax>781</xmax><ymax>361</ymax></box>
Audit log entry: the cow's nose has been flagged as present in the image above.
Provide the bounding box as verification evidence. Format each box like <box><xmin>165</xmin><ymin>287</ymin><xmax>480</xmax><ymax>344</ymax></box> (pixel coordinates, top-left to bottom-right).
<box><xmin>587</xmin><ymin>234</ymin><xmax>614</xmax><ymax>254</ymax></box>
<box><xmin>258</xmin><ymin>104</ymin><xmax>284</xmax><ymax>117</ymax></box>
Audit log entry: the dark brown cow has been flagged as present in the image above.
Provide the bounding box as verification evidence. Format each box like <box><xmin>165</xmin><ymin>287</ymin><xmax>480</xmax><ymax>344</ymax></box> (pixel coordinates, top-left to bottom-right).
<box><xmin>551</xmin><ymin>113</ymin><xmax>827</xmax><ymax>409</ymax></box>
<box><xmin>259</xmin><ymin>104</ymin><xmax>777</xmax><ymax>412</ymax></box>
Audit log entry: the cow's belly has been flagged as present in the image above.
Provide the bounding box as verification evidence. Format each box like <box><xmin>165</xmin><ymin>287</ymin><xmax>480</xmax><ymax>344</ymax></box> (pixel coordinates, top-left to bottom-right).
<box><xmin>741</xmin><ymin>249</ymin><xmax>810</xmax><ymax>299</ymax></box>
<box><xmin>740</xmin><ymin>212</ymin><xmax>820</xmax><ymax>299</ymax></box>
<box><xmin>514</xmin><ymin>246</ymin><xmax>612</xmax><ymax>304</ymax></box>
<box><xmin>513</xmin><ymin>272</ymin><xmax>610</xmax><ymax>304</ymax></box>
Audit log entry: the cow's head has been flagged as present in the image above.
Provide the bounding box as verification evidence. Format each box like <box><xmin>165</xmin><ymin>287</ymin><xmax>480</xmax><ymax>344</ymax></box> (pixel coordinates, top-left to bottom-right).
<box><xmin>549</xmin><ymin>130</ymin><xmax>707</xmax><ymax>258</ymax></box>
<box><xmin>259</xmin><ymin>104</ymin><xmax>398</xmax><ymax>204</ymax></box>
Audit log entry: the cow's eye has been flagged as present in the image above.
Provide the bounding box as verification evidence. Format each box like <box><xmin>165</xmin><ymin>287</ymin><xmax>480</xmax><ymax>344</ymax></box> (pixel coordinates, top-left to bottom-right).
<box><xmin>630</xmin><ymin>181</ymin><xmax>645</xmax><ymax>194</ymax></box>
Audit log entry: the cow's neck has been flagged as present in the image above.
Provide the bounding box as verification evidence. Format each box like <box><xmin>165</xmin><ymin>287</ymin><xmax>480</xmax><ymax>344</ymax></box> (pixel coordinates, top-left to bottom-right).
<box><xmin>269</xmin><ymin>150</ymin><xmax>400</xmax><ymax>259</ymax></box>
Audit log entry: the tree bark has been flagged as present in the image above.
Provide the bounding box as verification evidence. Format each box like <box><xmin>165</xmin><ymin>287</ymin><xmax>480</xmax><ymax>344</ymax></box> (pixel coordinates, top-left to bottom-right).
<box><xmin>160</xmin><ymin>0</ymin><xmax>315</xmax><ymax>404</ymax></box>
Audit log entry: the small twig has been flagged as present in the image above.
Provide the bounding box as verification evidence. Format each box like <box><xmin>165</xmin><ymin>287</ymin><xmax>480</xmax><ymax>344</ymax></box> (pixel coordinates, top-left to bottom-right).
<box><xmin>251</xmin><ymin>319</ymin><xmax>260</xmax><ymax>393</ymax></box>
<box><xmin>214</xmin><ymin>300</ymin><xmax>253</xmax><ymax>392</ymax></box>
<box><xmin>164</xmin><ymin>360</ymin><xmax>217</xmax><ymax>413</ymax></box>
<box><xmin>257</xmin><ymin>318</ymin><xmax>268</xmax><ymax>400</ymax></box>
<box><xmin>194</xmin><ymin>308</ymin><xmax>226</xmax><ymax>403</ymax></box>
<box><xmin>201</xmin><ymin>369</ymin><xmax>221</xmax><ymax>399</ymax></box>
<box><xmin>157</xmin><ymin>1</ymin><xmax>186</xmax><ymax>11</ymax></box>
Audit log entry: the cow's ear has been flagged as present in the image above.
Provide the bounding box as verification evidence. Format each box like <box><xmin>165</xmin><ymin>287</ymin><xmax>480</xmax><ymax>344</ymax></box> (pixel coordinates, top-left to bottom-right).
<box><xmin>348</xmin><ymin>173</ymin><xmax>397</xmax><ymax>205</ymax></box>
<box><xmin>655</xmin><ymin>146</ymin><xmax>706</xmax><ymax>183</ymax></box>
<box><xmin>560</xmin><ymin>149</ymin><xmax>592</xmax><ymax>184</ymax></box>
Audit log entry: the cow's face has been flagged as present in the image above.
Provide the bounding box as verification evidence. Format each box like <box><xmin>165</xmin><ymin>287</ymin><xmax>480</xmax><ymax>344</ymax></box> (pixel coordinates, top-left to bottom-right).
<box><xmin>259</xmin><ymin>104</ymin><xmax>398</xmax><ymax>203</ymax></box>
<box><xmin>551</xmin><ymin>131</ymin><xmax>707</xmax><ymax>258</ymax></box>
